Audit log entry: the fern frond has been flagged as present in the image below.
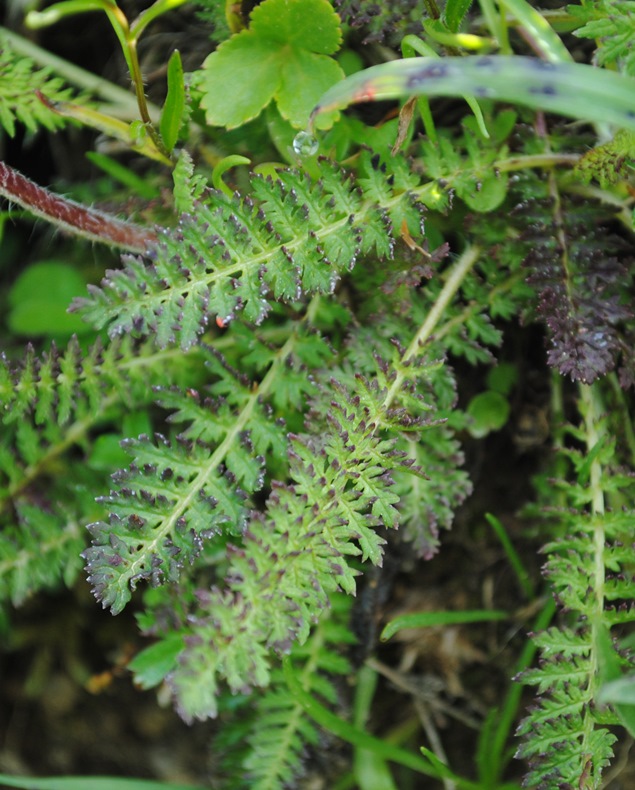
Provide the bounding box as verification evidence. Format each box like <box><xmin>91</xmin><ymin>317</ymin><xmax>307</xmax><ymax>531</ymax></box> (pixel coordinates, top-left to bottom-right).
<box><xmin>0</xmin><ymin>501</ymin><xmax>84</xmax><ymax>606</ymax></box>
<box><xmin>517</xmin><ymin>383</ymin><xmax>635</xmax><ymax>788</ymax></box>
<box><xmin>571</xmin><ymin>0</ymin><xmax>635</xmax><ymax>76</ymax></box>
<box><xmin>82</xmin><ymin>323</ymin><xmax>320</xmax><ymax>614</ymax></box>
<box><xmin>575</xmin><ymin>129</ymin><xmax>635</xmax><ymax>187</ymax></box>
<box><xmin>71</xmin><ymin>153</ymin><xmax>428</xmax><ymax>349</ymax></box>
<box><xmin>84</xmin><ymin>432</ymin><xmax>252</xmax><ymax>615</ymax></box>
<box><xmin>334</xmin><ymin>0</ymin><xmax>431</xmax><ymax>44</ymax></box>
<box><xmin>241</xmin><ymin>595</ymin><xmax>354</xmax><ymax>789</ymax></box>
<box><xmin>0</xmin><ymin>336</ymin><xmax>203</xmax><ymax>607</ymax></box>
<box><xmin>167</xmin><ymin>347</ymin><xmax>442</xmax><ymax>721</ymax></box>
<box><xmin>520</xmin><ymin>183</ymin><xmax>633</xmax><ymax>385</ymax></box>
<box><xmin>0</xmin><ymin>39</ymin><xmax>77</xmax><ymax>137</ymax></box>
<box><xmin>0</xmin><ymin>336</ymin><xmax>200</xmax><ymax>507</ymax></box>
<box><xmin>0</xmin><ymin>335</ymin><xmax>199</xmax><ymax>428</ymax></box>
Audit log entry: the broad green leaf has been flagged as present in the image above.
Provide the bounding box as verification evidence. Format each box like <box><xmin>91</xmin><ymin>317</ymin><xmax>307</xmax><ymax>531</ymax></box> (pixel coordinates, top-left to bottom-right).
<box><xmin>277</xmin><ymin>49</ymin><xmax>343</xmax><ymax>128</ymax></box>
<box><xmin>199</xmin><ymin>0</ymin><xmax>343</xmax><ymax>129</ymax></box>
<box><xmin>486</xmin><ymin>362</ymin><xmax>518</xmax><ymax>396</ymax></box>
<box><xmin>249</xmin><ymin>0</ymin><xmax>342</xmax><ymax>53</ymax></box>
<box><xmin>457</xmin><ymin>170</ymin><xmax>508</xmax><ymax>212</ymax></box>
<box><xmin>160</xmin><ymin>49</ymin><xmax>185</xmax><ymax>153</ymax></box>
<box><xmin>8</xmin><ymin>261</ymin><xmax>90</xmax><ymax>338</ymax></box>
<box><xmin>200</xmin><ymin>32</ymin><xmax>280</xmax><ymax>128</ymax></box>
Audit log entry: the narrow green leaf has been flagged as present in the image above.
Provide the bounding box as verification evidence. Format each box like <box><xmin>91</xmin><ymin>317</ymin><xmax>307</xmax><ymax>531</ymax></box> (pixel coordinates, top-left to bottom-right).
<box><xmin>498</xmin><ymin>0</ymin><xmax>572</xmax><ymax>63</ymax></box>
<box><xmin>130</xmin><ymin>0</ymin><xmax>188</xmax><ymax>40</ymax></box>
<box><xmin>596</xmin><ymin>623</ymin><xmax>635</xmax><ymax>737</ymax></box>
<box><xmin>159</xmin><ymin>49</ymin><xmax>185</xmax><ymax>153</ymax></box>
<box><xmin>598</xmin><ymin>675</ymin><xmax>635</xmax><ymax>706</ymax></box>
<box><xmin>485</xmin><ymin>513</ymin><xmax>534</xmax><ymax>599</ymax></box>
<box><xmin>25</xmin><ymin>0</ymin><xmax>109</xmax><ymax>29</ymax></box>
<box><xmin>380</xmin><ymin>609</ymin><xmax>507</xmax><ymax>642</ymax></box>
<box><xmin>310</xmin><ymin>56</ymin><xmax>635</xmax><ymax>133</ymax></box>
<box><xmin>282</xmin><ymin>658</ymin><xmax>446</xmax><ymax>780</ymax></box>
<box><xmin>353</xmin><ymin>666</ymin><xmax>397</xmax><ymax>790</ymax></box>
<box><xmin>443</xmin><ymin>0</ymin><xmax>474</xmax><ymax>33</ymax></box>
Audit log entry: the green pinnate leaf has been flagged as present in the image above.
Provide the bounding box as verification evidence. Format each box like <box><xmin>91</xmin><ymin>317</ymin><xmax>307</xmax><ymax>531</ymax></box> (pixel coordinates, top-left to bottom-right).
<box><xmin>570</xmin><ymin>0</ymin><xmax>635</xmax><ymax>76</ymax></box>
<box><xmin>83</xmin><ymin>434</ymin><xmax>250</xmax><ymax>614</ymax></box>
<box><xmin>575</xmin><ymin>128</ymin><xmax>635</xmax><ymax>187</ymax></box>
<box><xmin>74</xmin><ymin>159</ymin><xmax>422</xmax><ymax>350</ymax></box>
<box><xmin>0</xmin><ymin>40</ymin><xmax>77</xmax><ymax>137</ymax></box>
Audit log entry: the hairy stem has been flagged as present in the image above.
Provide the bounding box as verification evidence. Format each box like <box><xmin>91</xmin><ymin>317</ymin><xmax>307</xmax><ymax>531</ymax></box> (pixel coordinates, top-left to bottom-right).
<box><xmin>0</xmin><ymin>160</ymin><xmax>156</xmax><ymax>252</ymax></box>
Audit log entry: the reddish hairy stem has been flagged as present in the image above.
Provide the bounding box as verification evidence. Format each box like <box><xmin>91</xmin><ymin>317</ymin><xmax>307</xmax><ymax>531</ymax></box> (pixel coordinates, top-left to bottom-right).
<box><xmin>0</xmin><ymin>160</ymin><xmax>156</xmax><ymax>253</ymax></box>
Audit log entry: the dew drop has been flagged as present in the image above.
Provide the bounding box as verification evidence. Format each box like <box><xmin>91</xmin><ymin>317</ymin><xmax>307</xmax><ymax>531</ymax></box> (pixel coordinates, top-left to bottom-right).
<box><xmin>293</xmin><ymin>131</ymin><xmax>319</xmax><ymax>157</ymax></box>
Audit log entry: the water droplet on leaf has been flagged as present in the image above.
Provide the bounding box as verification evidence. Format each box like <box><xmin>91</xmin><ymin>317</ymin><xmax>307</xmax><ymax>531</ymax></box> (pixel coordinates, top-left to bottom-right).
<box><xmin>293</xmin><ymin>131</ymin><xmax>318</xmax><ymax>157</ymax></box>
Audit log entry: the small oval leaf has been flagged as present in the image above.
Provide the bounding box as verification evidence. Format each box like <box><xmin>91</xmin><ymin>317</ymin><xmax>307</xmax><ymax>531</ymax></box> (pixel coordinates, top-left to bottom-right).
<box><xmin>160</xmin><ymin>49</ymin><xmax>185</xmax><ymax>153</ymax></box>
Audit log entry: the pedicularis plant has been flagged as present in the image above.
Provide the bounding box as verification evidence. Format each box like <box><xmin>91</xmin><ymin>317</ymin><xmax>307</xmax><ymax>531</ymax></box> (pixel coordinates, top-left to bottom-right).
<box><xmin>1</xmin><ymin>0</ymin><xmax>635</xmax><ymax>787</ymax></box>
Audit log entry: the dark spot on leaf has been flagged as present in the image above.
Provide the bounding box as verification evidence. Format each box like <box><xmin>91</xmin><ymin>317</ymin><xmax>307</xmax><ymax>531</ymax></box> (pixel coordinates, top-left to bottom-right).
<box><xmin>529</xmin><ymin>84</ymin><xmax>557</xmax><ymax>96</ymax></box>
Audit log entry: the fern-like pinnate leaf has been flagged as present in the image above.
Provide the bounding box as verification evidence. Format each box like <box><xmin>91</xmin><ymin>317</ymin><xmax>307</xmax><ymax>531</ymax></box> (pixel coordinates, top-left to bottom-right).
<box><xmin>517</xmin><ymin>386</ymin><xmax>635</xmax><ymax>788</ymax></box>
<box><xmin>521</xmin><ymin>188</ymin><xmax>632</xmax><ymax>384</ymax></box>
<box><xmin>0</xmin><ymin>40</ymin><xmax>77</xmax><ymax>137</ymax></box>
<box><xmin>242</xmin><ymin>595</ymin><xmax>354</xmax><ymax>790</ymax></box>
<box><xmin>571</xmin><ymin>0</ymin><xmax>635</xmax><ymax>76</ymax></box>
<box><xmin>334</xmin><ymin>0</ymin><xmax>430</xmax><ymax>44</ymax></box>
<box><xmin>0</xmin><ymin>336</ymin><xmax>201</xmax><ymax>607</ymax></box>
<box><xmin>82</xmin><ymin>326</ymin><xmax>319</xmax><ymax>614</ymax></box>
<box><xmin>84</xmin><ymin>432</ymin><xmax>251</xmax><ymax>615</ymax></box>
<box><xmin>83</xmin><ymin>375</ymin><xmax>271</xmax><ymax>613</ymax></box>
<box><xmin>71</xmin><ymin>154</ymin><xmax>425</xmax><ymax>349</ymax></box>
<box><xmin>0</xmin><ymin>502</ymin><xmax>84</xmax><ymax>607</ymax></box>
<box><xmin>167</xmin><ymin>357</ymin><xmax>436</xmax><ymax>721</ymax></box>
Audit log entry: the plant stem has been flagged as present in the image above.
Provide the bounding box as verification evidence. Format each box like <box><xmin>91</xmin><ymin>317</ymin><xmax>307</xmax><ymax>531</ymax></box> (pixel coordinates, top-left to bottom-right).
<box><xmin>383</xmin><ymin>245</ymin><xmax>480</xmax><ymax>408</ymax></box>
<box><xmin>0</xmin><ymin>26</ymin><xmax>161</xmax><ymax>122</ymax></box>
<box><xmin>0</xmin><ymin>160</ymin><xmax>156</xmax><ymax>252</ymax></box>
